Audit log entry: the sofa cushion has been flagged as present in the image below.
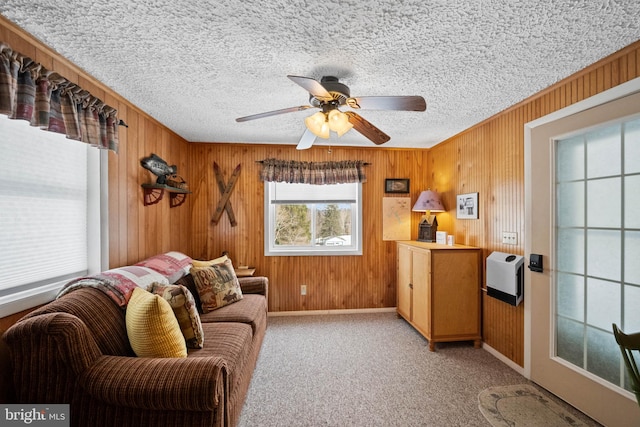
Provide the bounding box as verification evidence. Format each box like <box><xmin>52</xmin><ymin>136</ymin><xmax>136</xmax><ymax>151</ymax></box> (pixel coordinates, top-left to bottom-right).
<box><xmin>126</xmin><ymin>288</ymin><xmax>187</xmax><ymax>358</ymax></box>
<box><xmin>149</xmin><ymin>282</ymin><xmax>204</xmax><ymax>349</ymax></box>
<box><xmin>188</xmin><ymin>322</ymin><xmax>253</xmax><ymax>392</ymax></box>
<box><xmin>191</xmin><ymin>259</ymin><xmax>243</xmax><ymax>313</ymax></box>
<box><xmin>199</xmin><ymin>294</ymin><xmax>267</xmax><ymax>334</ymax></box>
<box><xmin>135</xmin><ymin>251</ymin><xmax>192</xmax><ymax>283</ymax></box>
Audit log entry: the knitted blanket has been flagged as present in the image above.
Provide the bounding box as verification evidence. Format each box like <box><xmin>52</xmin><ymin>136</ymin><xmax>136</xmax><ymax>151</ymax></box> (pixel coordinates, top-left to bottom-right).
<box><xmin>56</xmin><ymin>266</ymin><xmax>170</xmax><ymax>307</ymax></box>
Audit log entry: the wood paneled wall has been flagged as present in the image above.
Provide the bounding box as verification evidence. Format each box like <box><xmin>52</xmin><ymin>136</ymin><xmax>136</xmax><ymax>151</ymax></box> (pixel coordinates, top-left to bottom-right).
<box><xmin>187</xmin><ymin>144</ymin><xmax>429</xmax><ymax>312</ymax></box>
<box><xmin>107</xmin><ymin>107</ymin><xmax>192</xmax><ymax>267</ymax></box>
<box><xmin>4</xmin><ymin>15</ymin><xmax>640</xmax><ymax>368</ymax></box>
<box><xmin>428</xmin><ymin>40</ymin><xmax>640</xmax><ymax>366</ymax></box>
<box><xmin>0</xmin><ymin>16</ymin><xmax>193</xmax><ymax>268</ymax></box>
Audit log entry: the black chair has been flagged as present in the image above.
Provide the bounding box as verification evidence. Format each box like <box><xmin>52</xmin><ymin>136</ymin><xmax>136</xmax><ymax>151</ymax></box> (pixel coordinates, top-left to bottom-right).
<box><xmin>613</xmin><ymin>323</ymin><xmax>640</xmax><ymax>408</ymax></box>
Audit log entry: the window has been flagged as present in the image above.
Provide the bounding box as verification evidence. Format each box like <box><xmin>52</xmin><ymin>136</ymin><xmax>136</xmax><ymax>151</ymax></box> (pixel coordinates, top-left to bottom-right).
<box><xmin>0</xmin><ymin>116</ymin><xmax>107</xmax><ymax>317</ymax></box>
<box><xmin>264</xmin><ymin>181</ymin><xmax>362</xmax><ymax>256</ymax></box>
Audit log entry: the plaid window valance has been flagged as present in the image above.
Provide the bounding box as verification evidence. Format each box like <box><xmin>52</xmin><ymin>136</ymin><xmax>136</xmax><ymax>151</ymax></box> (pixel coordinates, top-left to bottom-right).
<box><xmin>0</xmin><ymin>43</ymin><xmax>119</xmax><ymax>152</ymax></box>
<box><xmin>259</xmin><ymin>158</ymin><xmax>368</xmax><ymax>184</ymax></box>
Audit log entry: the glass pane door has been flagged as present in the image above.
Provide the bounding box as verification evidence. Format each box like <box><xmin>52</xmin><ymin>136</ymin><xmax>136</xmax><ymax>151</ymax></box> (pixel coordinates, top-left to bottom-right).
<box><xmin>555</xmin><ymin>117</ymin><xmax>640</xmax><ymax>393</ymax></box>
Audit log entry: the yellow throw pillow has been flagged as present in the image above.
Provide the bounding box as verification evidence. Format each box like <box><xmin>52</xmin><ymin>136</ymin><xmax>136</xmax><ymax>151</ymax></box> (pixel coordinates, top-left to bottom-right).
<box><xmin>126</xmin><ymin>287</ymin><xmax>187</xmax><ymax>358</ymax></box>
<box><xmin>191</xmin><ymin>255</ymin><xmax>228</xmax><ymax>268</ymax></box>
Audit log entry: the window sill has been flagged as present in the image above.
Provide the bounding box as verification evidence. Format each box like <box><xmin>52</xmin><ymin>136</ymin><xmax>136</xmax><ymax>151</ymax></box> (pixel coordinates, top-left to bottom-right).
<box><xmin>265</xmin><ymin>248</ymin><xmax>363</xmax><ymax>256</ymax></box>
<box><xmin>0</xmin><ymin>282</ymin><xmax>63</xmax><ymax>318</ymax></box>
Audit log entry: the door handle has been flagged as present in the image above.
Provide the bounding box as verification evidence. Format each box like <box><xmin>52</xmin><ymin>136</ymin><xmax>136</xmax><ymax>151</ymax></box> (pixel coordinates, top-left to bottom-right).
<box><xmin>528</xmin><ymin>254</ymin><xmax>543</xmax><ymax>272</ymax></box>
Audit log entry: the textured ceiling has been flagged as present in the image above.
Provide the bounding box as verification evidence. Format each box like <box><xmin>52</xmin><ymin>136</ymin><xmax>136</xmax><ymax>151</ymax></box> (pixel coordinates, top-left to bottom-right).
<box><xmin>2</xmin><ymin>1</ymin><xmax>640</xmax><ymax>149</ymax></box>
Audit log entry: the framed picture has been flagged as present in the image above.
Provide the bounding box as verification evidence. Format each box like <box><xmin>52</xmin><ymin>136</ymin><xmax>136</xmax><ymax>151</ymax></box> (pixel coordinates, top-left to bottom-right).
<box><xmin>456</xmin><ymin>192</ymin><xmax>479</xmax><ymax>219</ymax></box>
<box><xmin>385</xmin><ymin>179</ymin><xmax>410</xmax><ymax>194</ymax></box>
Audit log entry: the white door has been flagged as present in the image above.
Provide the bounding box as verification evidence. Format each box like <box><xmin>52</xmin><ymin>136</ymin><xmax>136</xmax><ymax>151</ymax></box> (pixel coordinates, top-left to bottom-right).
<box><xmin>525</xmin><ymin>81</ymin><xmax>640</xmax><ymax>426</ymax></box>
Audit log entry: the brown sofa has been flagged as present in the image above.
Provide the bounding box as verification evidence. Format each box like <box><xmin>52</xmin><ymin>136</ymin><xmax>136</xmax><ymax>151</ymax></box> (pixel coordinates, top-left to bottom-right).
<box><xmin>2</xmin><ymin>272</ymin><xmax>268</xmax><ymax>427</ymax></box>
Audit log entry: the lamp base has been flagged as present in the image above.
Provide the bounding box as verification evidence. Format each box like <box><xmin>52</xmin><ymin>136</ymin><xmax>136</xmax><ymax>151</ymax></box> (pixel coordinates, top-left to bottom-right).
<box><xmin>416</xmin><ymin>214</ymin><xmax>438</xmax><ymax>242</ymax></box>
<box><xmin>417</xmin><ymin>222</ymin><xmax>437</xmax><ymax>242</ymax></box>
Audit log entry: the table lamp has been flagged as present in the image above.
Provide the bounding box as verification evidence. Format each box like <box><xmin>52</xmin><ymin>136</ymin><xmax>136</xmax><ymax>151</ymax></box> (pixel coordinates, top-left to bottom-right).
<box><xmin>412</xmin><ymin>190</ymin><xmax>445</xmax><ymax>242</ymax></box>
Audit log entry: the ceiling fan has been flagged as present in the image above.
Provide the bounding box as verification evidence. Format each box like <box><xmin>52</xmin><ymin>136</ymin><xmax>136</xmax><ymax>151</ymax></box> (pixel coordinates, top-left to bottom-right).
<box><xmin>236</xmin><ymin>75</ymin><xmax>427</xmax><ymax>150</ymax></box>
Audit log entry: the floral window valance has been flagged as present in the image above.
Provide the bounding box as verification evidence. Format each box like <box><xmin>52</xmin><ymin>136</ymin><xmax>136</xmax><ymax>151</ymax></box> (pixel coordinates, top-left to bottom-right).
<box><xmin>259</xmin><ymin>158</ymin><xmax>368</xmax><ymax>184</ymax></box>
<box><xmin>0</xmin><ymin>43</ymin><xmax>119</xmax><ymax>152</ymax></box>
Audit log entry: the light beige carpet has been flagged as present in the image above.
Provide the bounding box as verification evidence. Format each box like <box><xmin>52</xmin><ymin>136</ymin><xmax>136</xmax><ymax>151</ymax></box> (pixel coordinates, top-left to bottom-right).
<box><xmin>240</xmin><ymin>314</ymin><xmax>600</xmax><ymax>426</ymax></box>
<box><xmin>478</xmin><ymin>384</ymin><xmax>587</xmax><ymax>427</ymax></box>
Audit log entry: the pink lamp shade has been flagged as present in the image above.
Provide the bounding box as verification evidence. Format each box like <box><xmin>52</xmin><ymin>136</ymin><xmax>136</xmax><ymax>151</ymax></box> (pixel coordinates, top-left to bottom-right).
<box><xmin>412</xmin><ymin>190</ymin><xmax>445</xmax><ymax>212</ymax></box>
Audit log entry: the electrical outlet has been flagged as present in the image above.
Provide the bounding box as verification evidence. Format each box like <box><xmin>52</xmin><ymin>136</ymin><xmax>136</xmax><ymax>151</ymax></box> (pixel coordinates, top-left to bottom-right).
<box><xmin>301</xmin><ymin>285</ymin><xmax>307</xmax><ymax>296</ymax></box>
<box><xmin>502</xmin><ymin>232</ymin><xmax>518</xmax><ymax>245</ymax></box>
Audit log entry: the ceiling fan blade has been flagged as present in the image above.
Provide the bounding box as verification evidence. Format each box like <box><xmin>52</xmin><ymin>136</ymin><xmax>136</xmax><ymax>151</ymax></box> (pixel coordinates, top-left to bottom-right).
<box><xmin>346</xmin><ymin>96</ymin><xmax>427</xmax><ymax>111</ymax></box>
<box><xmin>296</xmin><ymin>128</ymin><xmax>316</xmax><ymax>150</ymax></box>
<box><xmin>344</xmin><ymin>111</ymin><xmax>390</xmax><ymax>145</ymax></box>
<box><xmin>287</xmin><ymin>75</ymin><xmax>333</xmax><ymax>101</ymax></box>
<box><xmin>236</xmin><ymin>105</ymin><xmax>314</xmax><ymax>122</ymax></box>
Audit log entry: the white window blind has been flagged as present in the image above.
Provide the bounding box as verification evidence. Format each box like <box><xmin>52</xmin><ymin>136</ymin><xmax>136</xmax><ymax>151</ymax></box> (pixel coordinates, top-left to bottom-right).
<box><xmin>270</xmin><ymin>181</ymin><xmax>358</xmax><ymax>203</ymax></box>
<box><xmin>0</xmin><ymin>116</ymin><xmax>101</xmax><ymax>313</ymax></box>
<box><xmin>264</xmin><ymin>181</ymin><xmax>362</xmax><ymax>256</ymax></box>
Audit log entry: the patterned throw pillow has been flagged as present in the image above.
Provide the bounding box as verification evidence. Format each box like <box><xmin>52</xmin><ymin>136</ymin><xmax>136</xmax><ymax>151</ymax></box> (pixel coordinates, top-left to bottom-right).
<box><xmin>125</xmin><ymin>287</ymin><xmax>187</xmax><ymax>358</ymax></box>
<box><xmin>191</xmin><ymin>258</ymin><xmax>243</xmax><ymax>313</ymax></box>
<box><xmin>135</xmin><ymin>251</ymin><xmax>193</xmax><ymax>283</ymax></box>
<box><xmin>150</xmin><ymin>283</ymin><xmax>204</xmax><ymax>349</ymax></box>
<box><xmin>191</xmin><ymin>254</ymin><xmax>228</xmax><ymax>268</ymax></box>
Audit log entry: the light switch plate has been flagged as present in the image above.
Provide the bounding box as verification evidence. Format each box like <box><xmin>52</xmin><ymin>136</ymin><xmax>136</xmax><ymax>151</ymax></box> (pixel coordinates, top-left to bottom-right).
<box><xmin>502</xmin><ymin>232</ymin><xmax>518</xmax><ymax>245</ymax></box>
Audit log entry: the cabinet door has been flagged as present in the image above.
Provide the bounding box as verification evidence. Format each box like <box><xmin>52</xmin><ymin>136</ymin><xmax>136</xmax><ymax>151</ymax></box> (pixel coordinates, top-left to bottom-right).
<box><xmin>411</xmin><ymin>249</ymin><xmax>431</xmax><ymax>335</ymax></box>
<box><xmin>431</xmin><ymin>250</ymin><xmax>480</xmax><ymax>337</ymax></box>
<box><xmin>397</xmin><ymin>244</ymin><xmax>412</xmax><ymax>320</ymax></box>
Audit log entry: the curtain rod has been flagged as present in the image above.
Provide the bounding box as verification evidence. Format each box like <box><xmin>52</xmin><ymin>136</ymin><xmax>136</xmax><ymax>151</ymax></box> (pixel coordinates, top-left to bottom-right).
<box><xmin>255</xmin><ymin>160</ymin><xmax>371</xmax><ymax>165</ymax></box>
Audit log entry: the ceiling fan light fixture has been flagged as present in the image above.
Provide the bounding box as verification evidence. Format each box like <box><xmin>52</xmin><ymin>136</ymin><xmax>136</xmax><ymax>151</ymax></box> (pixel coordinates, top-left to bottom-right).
<box><xmin>327</xmin><ymin>109</ymin><xmax>353</xmax><ymax>136</ymax></box>
<box><xmin>305</xmin><ymin>111</ymin><xmax>330</xmax><ymax>139</ymax></box>
<box><xmin>238</xmin><ymin>75</ymin><xmax>424</xmax><ymax>148</ymax></box>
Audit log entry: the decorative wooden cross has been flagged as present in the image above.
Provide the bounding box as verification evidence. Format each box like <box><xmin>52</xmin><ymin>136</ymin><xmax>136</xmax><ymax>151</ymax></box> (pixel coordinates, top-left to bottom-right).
<box><xmin>212</xmin><ymin>162</ymin><xmax>241</xmax><ymax>226</ymax></box>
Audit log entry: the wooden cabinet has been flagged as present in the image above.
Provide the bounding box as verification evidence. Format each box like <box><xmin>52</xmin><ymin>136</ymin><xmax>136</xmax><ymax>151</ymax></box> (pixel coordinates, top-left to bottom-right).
<box><xmin>397</xmin><ymin>241</ymin><xmax>482</xmax><ymax>351</ymax></box>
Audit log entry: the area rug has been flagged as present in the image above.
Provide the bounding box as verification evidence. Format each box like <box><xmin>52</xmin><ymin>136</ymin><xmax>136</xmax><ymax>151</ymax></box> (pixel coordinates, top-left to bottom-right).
<box><xmin>478</xmin><ymin>384</ymin><xmax>586</xmax><ymax>427</ymax></box>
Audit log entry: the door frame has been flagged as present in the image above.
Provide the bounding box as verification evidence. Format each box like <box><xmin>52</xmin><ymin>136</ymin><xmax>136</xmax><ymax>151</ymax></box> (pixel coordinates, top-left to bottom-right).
<box><xmin>524</xmin><ymin>75</ymin><xmax>640</xmax><ymax>376</ymax></box>
<box><xmin>523</xmin><ymin>77</ymin><xmax>640</xmax><ymax>424</ymax></box>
